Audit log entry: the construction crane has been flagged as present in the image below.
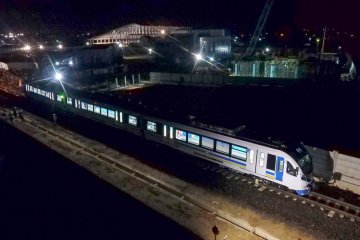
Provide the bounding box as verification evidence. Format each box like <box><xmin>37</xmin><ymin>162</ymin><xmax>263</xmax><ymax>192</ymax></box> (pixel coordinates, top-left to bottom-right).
<box><xmin>244</xmin><ymin>0</ymin><xmax>274</xmax><ymax>57</ymax></box>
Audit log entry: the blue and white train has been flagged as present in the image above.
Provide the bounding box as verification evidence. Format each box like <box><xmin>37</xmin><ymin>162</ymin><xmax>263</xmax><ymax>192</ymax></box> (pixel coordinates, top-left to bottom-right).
<box><xmin>25</xmin><ymin>83</ymin><xmax>313</xmax><ymax>195</ymax></box>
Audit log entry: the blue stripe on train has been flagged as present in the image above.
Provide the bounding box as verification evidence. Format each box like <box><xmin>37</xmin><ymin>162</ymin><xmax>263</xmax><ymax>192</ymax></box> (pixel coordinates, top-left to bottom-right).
<box><xmin>209</xmin><ymin>152</ymin><xmax>246</xmax><ymax>167</ymax></box>
<box><xmin>266</xmin><ymin>170</ymin><xmax>275</xmax><ymax>176</ymax></box>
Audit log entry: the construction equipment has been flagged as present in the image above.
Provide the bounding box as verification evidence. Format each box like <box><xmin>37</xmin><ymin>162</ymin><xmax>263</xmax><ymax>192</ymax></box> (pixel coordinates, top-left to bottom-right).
<box><xmin>244</xmin><ymin>0</ymin><xmax>274</xmax><ymax>57</ymax></box>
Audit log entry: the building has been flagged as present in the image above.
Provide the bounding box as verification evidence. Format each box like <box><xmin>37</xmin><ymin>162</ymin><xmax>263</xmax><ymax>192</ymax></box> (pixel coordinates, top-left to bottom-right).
<box><xmin>89</xmin><ymin>23</ymin><xmax>191</xmax><ymax>46</ymax></box>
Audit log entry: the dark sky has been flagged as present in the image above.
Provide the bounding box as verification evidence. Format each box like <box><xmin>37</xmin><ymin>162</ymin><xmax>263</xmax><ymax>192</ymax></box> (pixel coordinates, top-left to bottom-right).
<box><xmin>0</xmin><ymin>0</ymin><xmax>360</xmax><ymax>34</ymax></box>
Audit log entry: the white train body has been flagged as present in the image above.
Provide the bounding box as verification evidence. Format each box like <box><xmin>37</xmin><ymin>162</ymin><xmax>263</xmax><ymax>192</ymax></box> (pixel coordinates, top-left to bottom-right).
<box><xmin>25</xmin><ymin>84</ymin><xmax>314</xmax><ymax>195</ymax></box>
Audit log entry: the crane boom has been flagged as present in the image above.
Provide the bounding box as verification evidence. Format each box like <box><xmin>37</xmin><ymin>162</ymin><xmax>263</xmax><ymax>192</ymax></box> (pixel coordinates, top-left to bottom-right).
<box><xmin>244</xmin><ymin>0</ymin><xmax>274</xmax><ymax>57</ymax></box>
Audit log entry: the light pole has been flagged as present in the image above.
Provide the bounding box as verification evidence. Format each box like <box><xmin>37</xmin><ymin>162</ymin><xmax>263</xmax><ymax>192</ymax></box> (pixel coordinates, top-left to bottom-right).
<box><xmin>316</xmin><ymin>38</ymin><xmax>320</xmax><ymax>61</ymax></box>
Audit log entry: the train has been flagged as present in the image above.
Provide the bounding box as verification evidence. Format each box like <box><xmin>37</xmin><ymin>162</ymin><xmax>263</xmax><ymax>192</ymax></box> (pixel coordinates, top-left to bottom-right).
<box><xmin>24</xmin><ymin>82</ymin><xmax>313</xmax><ymax>195</ymax></box>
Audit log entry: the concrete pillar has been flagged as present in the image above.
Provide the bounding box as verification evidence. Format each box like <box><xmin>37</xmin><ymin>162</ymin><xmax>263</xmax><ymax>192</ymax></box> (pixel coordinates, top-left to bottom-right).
<box><xmin>331</xmin><ymin>150</ymin><xmax>339</xmax><ymax>173</ymax></box>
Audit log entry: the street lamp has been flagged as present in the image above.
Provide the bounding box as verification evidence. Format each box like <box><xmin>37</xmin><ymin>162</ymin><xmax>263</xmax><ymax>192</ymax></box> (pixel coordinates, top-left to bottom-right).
<box><xmin>195</xmin><ymin>53</ymin><xmax>203</xmax><ymax>61</ymax></box>
<box><xmin>54</xmin><ymin>72</ymin><xmax>63</xmax><ymax>81</ymax></box>
<box><xmin>22</xmin><ymin>45</ymin><xmax>31</xmax><ymax>51</ymax></box>
<box><xmin>316</xmin><ymin>38</ymin><xmax>320</xmax><ymax>53</ymax></box>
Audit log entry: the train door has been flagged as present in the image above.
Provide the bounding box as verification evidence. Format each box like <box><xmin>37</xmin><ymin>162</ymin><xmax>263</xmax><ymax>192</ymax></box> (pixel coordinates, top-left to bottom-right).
<box><xmin>275</xmin><ymin>157</ymin><xmax>284</xmax><ymax>181</ymax></box>
<box><xmin>256</xmin><ymin>151</ymin><xmax>266</xmax><ymax>176</ymax></box>
<box><xmin>265</xmin><ymin>154</ymin><xmax>276</xmax><ymax>180</ymax></box>
<box><xmin>246</xmin><ymin>149</ymin><xmax>256</xmax><ymax>173</ymax></box>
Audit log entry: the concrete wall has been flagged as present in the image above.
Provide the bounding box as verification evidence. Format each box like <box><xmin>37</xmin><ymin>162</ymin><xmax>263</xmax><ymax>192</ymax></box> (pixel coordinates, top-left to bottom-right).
<box><xmin>306</xmin><ymin>145</ymin><xmax>360</xmax><ymax>194</ymax></box>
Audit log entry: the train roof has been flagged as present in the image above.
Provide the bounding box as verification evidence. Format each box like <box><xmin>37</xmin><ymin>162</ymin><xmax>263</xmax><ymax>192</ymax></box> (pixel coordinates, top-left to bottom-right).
<box><xmin>26</xmin><ymin>80</ymin><xmax>292</xmax><ymax>150</ymax></box>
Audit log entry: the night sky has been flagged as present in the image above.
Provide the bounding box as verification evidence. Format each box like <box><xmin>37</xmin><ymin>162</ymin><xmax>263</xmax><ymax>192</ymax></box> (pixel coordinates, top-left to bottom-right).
<box><xmin>0</xmin><ymin>0</ymin><xmax>359</xmax><ymax>34</ymax></box>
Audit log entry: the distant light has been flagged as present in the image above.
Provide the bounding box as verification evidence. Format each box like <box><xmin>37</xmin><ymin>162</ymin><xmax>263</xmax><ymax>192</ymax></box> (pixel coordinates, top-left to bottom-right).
<box><xmin>69</xmin><ymin>60</ymin><xmax>73</xmax><ymax>66</ymax></box>
<box><xmin>54</xmin><ymin>72</ymin><xmax>63</xmax><ymax>81</ymax></box>
<box><xmin>58</xmin><ymin>44</ymin><xmax>63</xmax><ymax>49</ymax></box>
<box><xmin>86</xmin><ymin>42</ymin><xmax>90</xmax><ymax>46</ymax></box>
<box><xmin>209</xmin><ymin>57</ymin><xmax>214</xmax><ymax>62</ymax></box>
<box><xmin>195</xmin><ymin>53</ymin><xmax>203</xmax><ymax>61</ymax></box>
<box><xmin>316</xmin><ymin>38</ymin><xmax>320</xmax><ymax>43</ymax></box>
<box><xmin>39</xmin><ymin>44</ymin><xmax>44</xmax><ymax>50</ymax></box>
<box><xmin>148</xmin><ymin>48</ymin><xmax>153</xmax><ymax>54</ymax></box>
<box><xmin>160</xmin><ymin>29</ymin><xmax>165</xmax><ymax>35</ymax></box>
<box><xmin>118</xmin><ymin>42</ymin><xmax>123</xmax><ymax>48</ymax></box>
<box><xmin>265</xmin><ymin>47</ymin><xmax>270</xmax><ymax>52</ymax></box>
<box><xmin>280</xmin><ymin>33</ymin><xmax>284</xmax><ymax>37</ymax></box>
<box><xmin>23</xmin><ymin>45</ymin><xmax>31</xmax><ymax>51</ymax></box>
<box><xmin>338</xmin><ymin>46</ymin><xmax>342</xmax><ymax>49</ymax></box>
<box><xmin>55</xmin><ymin>61</ymin><xmax>60</xmax><ymax>66</ymax></box>
<box><xmin>258</xmin><ymin>38</ymin><xmax>262</xmax><ymax>41</ymax></box>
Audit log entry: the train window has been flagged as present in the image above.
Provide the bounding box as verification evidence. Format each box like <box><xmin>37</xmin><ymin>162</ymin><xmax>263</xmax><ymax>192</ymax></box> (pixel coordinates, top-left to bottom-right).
<box><xmin>41</xmin><ymin>90</ymin><xmax>46</xmax><ymax>96</ymax></box>
<box><xmin>87</xmin><ymin>104</ymin><xmax>94</xmax><ymax>112</ymax></box>
<box><xmin>249</xmin><ymin>150</ymin><xmax>255</xmax><ymax>164</ymax></box>
<box><xmin>266</xmin><ymin>154</ymin><xmax>276</xmax><ymax>171</ymax></box>
<box><xmin>216</xmin><ymin>141</ymin><xmax>230</xmax><ymax>155</ymax></box>
<box><xmin>163</xmin><ymin>125</ymin><xmax>167</xmax><ymax>137</ymax></box>
<box><xmin>188</xmin><ymin>133</ymin><xmax>200</xmax><ymax>146</ymax></box>
<box><xmin>170</xmin><ymin>127</ymin><xmax>173</xmax><ymax>139</ymax></box>
<box><xmin>147</xmin><ymin>121</ymin><xmax>157</xmax><ymax>132</ymax></box>
<box><xmin>120</xmin><ymin>112</ymin><xmax>123</xmax><ymax>122</ymax></box>
<box><xmin>94</xmin><ymin>106</ymin><xmax>101</xmax><ymax>114</ymax></box>
<box><xmin>201</xmin><ymin>137</ymin><xmax>214</xmax><ymax>150</ymax></box>
<box><xmin>128</xmin><ymin>115</ymin><xmax>137</xmax><ymax>126</ymax></box>
<box><xmin>81</xmin><ymin>102</ymin><xmax>87</xmax><ymax>110</ymax></box>
<box><xmin>115</xmin><ymin>111</ymin><xmax>118</xmax><ymax>121</ymax></box>
<box><xmin>231</xmin><ymin>145</ymin><xmax>247</xmax><ymax>160</ymax></box>
<box><xmin>175</xmin><ymin>129</ymin><xmax>187</xmax><ymax>142</ymax></box>
<box><xmin>56</xmin><ymin>95</ymin><xmax>63</xmax><ymax>102</ymax></box>
<box><xmin>278</xmin><ymin>159</ymin><xmax>284</xmax><ymax>172</ymax></box>
<box><xmin>259</xmin><ymin>152</ymin><xmax>265</xmax><ymax>167</ymax></box>
<box><xmin>67</xmin><ymin>98</ymin><xmax>72</xmax><ymax>105</ymax></box>
<box><xmin>108</xmin><ymin>110</ymin><xmax>115</xmax><ymax>119</ymax></box>
<box><xmin>286</xmin><ymin>162</ymin><xmax>297</xmax><ymax>176</ymax></box>
<box><xmin>101</xmin><ymin>108</ymin><xmax>108</xmax><ymax>116</ymax></box>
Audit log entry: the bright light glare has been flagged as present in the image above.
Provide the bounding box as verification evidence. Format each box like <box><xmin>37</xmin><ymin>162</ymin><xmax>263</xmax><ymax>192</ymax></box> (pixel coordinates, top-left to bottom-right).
<box><xmin>195</xmin><ymin>53</ymin><xmax>203</xmax><ymax>61</ymax></box>
<box><xmin>86</xmin><ymin>42</ymin><xmax>90</xmax><ymax>46</ymax></box>
<box><xmin>54</xmin><ymin>72</ymin><xmax>63</xmax><ymax>81</ymax></box>
<box><xmin>39</xmin><ymin>44</ymin><xmax>44</xmax><ymax>50</ymax></box>
<box><xmin>58</xmin><ymin>44</ymin><xmax>63</xmax><ymax>49</ymax></box>
<box><xmin>209</xmin><ymin>57</ymin><xmax>214</xmax><ymax>62</ymax></box>
<box><xmin>69</xmin><ymin>60</ymin><xmax>73</xmax><ymax>66</ymax></box>
<box><xmin>118</xmin><ymin>42</ymin><xmax>123</xmax><ymax>48</ymax></box>
<box><xmin>265</xmin><ymin>47</ymin><xmax>270</xmax><ymax>52</ymax></box>
<box><xmin>55</xmin><ymin>61</ymin><xmax>60</xmax><ymax>66</ymax></box>
<box><xmin>160</xmin><ymin>29</ymin><xmax>165</xmax><ymax>35</ymax></box>
<box><xmin>23</xmin><ymin>45</ymin><xmax>31</xmax><ymax>51</ymax></box>
<box><xmin>148</xmin><ymin>48</ymin><xmax>153</xmax><ymax>54</ymax></box>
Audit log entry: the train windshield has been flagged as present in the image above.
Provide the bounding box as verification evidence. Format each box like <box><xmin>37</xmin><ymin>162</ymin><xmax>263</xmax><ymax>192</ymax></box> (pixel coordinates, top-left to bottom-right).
<box><xmin>287</xmin><ymin>143</ymin><xmax>313</xmax><ymax>175</ymax></box>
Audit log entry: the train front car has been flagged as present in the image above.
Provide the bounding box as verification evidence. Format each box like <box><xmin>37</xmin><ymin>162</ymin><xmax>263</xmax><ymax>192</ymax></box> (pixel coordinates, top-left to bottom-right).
<box><xmin>284</xmin><ymin>143</ymin><xmax>313</xmax><ymax>195</ymax></box>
